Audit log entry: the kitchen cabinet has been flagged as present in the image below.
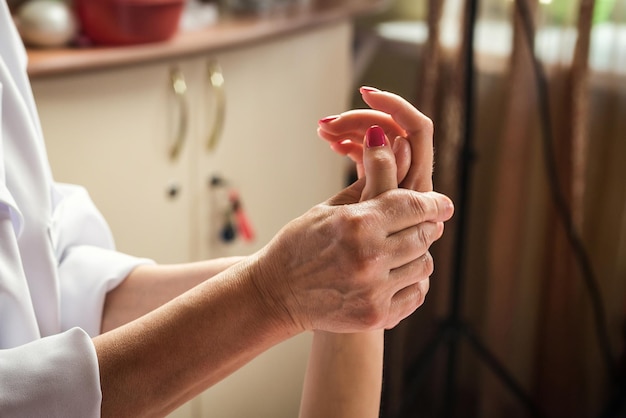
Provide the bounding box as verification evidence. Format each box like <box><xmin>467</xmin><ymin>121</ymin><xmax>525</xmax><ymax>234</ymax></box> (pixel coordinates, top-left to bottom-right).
<box><xmin>31</xmin><ymin>21</ymin><xmax>352</xmax><ymax>418</ymax></box>
<box><xmin>33</xmin><ymin>58</ymin><xmax>196</xmax><ymax>263</ymax></box>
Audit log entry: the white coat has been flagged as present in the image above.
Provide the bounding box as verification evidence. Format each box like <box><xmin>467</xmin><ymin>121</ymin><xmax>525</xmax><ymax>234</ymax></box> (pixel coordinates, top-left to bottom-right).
<box><xmin>0</xmin><ymin>1</ymin><xmax>151</xmax><ymax>415</ymax></box>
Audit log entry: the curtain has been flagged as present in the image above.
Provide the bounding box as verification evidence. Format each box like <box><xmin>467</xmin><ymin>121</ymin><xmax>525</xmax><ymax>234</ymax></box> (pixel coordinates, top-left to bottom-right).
<box><xmin>379</xmin><ymin>1</ymin><xmax>626</xmax><ymax>417</ymax></box>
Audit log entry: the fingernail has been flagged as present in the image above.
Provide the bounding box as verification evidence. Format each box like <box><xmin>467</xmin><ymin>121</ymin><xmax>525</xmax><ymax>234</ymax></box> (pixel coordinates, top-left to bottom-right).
<box><xmin>391</xmin><ymin>136</ymin><xmax>403</xmax><ymax>152</ymax></box>
<box><xmin>366</xmin><ymin>125</ymin><xmax>386</xmax><ymax>148</ymax></box>
<box><xmin>318</xmin><ymin>115</ymin><xmax>339</xmax><ymax>124</ymax></box>
<box><xmin>360</xmin><ymin>86</ymin><xmax>380</xmax><ymax>94</ymax></box>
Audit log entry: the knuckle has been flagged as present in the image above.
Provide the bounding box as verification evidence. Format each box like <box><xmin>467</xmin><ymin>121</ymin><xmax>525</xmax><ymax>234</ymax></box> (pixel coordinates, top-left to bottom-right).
<box><xmin>338</xmin><ymin>207</ymin><xmax>370</xmax><ymax>232</ymax></box>
<box><xmin>417</xmin><ymin>223</ymin><xmax>432</xmax><ymax>248</ymax></box>
<box><xmin>415</xmin><ymin>283</ymin><xmax>428</xmax><ymax>308</ymax></box>
<box><xmin>432</xmin><ymin>193</ymin><xmax>454</xmax><ymax>220</ymax></box>
<box><xmin>404</xmin><ymin>283</ymin><xmax>427</xmax><ymax>313</ymax></box>
<box><xmin>337</xmin><ymin>211</ymin><xmax>382</xmax><ymax>272</ymax></box>
<box><xmin>422</xmin><ymin>252</ymin><xmax>434</xmax><ymax>276</ymax></box>
<box><xmin>410</xmin><ymin>194</ymin><xmax>431</xmax><ymax>220</ymax></box>
<box><xmin>368</xmin><ymin>151</ymin><xmax>394</xmax><ymax>170</ymax></box>
<box><xmin>355</xmin><ymin>254</ymin><xmax>379</xmax><ymax>277</ymax></box>
<box><xmin>361</xmin><ymin>303</ymin><xmax>385</xmax><ymax>329</ymax></box>
<box><xmin>354</xmin><ymin>289</ymin><xmax>387</xmax><ymax>329</ymax></box>
<box><xmin>390</xmin><ymin>282</ymin><xmax>430</xmax><ymax>326</ymax></box>
<box><xmin>433</xmin><ymin>195</ymin><xmax>448</xmax><ymax>219</ymax></box>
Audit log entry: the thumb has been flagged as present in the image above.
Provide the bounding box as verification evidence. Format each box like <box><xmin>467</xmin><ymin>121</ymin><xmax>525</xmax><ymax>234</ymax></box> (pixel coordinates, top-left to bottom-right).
<box><xmin>361</xmin><ymin>125</ymin><xmax>398</xmax><ymax>202</ymax></box>
<box><xmin>325</xmin><ymin>125</ymin><xmax>398</xmax><ymax>207</ymax></box>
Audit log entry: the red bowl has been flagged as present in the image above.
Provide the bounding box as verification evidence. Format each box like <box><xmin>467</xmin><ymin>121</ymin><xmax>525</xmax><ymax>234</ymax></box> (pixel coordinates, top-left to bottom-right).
<box><xmin>76</xmin><ymin>0</ymin><xmax>185</xmax><ymax>46</ymax></box>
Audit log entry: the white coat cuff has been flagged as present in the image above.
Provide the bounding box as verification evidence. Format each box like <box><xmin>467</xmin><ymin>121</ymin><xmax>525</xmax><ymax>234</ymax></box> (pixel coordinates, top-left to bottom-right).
<box><xmin>0</xmin><ymin>328</ymin><xmax>101</xmax><ymax>417</ymax></box>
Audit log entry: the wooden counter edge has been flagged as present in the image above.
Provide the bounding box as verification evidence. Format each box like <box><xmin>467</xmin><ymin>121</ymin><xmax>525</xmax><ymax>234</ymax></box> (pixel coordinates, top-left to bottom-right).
<box><xmin>26</xmin><ymin>0</ymin><xmax>388</xmax><ymax>78</ymax></box>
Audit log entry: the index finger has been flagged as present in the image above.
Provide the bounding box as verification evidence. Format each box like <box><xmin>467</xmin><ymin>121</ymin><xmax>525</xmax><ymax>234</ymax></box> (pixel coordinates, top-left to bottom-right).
<box><xmin>318</xmin><ymin>109</ymin><xmax>405</xmax><ymax>141</ymax></box>
<box><xmin>360</xmin><ymin>87</ymin><xmax>434</xmax><ymax>192</ymax></box>
<box><xmin>362</xmin><ymin>190</ymin><xmax>454</xmax><ymax>235</ymax></box>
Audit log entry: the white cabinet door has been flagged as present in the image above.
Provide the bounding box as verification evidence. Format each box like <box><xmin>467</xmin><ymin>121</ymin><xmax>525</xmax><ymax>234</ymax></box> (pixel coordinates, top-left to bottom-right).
<box><xmin>32</xmin><ymin>61</ymin><xmax>197</xmax><ymax>264</ymax></box>
<box><xmin>193</xmin><ymin>22</ymin><xmax>352</xmax><ymax>261</ymax></box>
<box><xmin>193</xmin><ymin>22</ymin><xmax>352</xmax><ymax>418</ymax></box>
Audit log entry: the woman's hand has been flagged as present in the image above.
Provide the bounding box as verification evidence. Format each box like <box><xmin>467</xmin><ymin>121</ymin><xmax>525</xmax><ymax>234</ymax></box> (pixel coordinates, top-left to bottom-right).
<box><xmin>318</xmin><ymin>86</ymin><xmax>434</xmax><ymax>192</ymax></box>
<box><xmin>251</xmin><ymin>173</ymin><xmax>453</xmax><ymax>334</ymax></box>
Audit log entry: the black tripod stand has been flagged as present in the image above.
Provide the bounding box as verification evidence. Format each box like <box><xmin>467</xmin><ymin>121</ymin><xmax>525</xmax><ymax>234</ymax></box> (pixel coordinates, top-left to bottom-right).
<box><xmin>392</xmin><ymin>1</ymin><xmax>545</xmax><ymax>417</ymax></box>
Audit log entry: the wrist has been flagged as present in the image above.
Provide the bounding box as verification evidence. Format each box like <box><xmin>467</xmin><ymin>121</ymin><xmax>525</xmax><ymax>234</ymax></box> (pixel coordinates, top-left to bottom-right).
<box><xmin>241</xmin><ymin>249</ymin><xmax>306</xmax><ymax>337</ymax></box>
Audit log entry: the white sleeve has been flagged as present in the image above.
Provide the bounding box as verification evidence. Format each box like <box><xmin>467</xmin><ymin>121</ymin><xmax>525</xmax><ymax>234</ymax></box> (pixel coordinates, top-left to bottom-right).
<box><xmin>50</xmin><ymin>183</ymin><xmax>155</xmax><ymax>336</ymax></box>
<box><xmin>0</xmin><ymin>328</ymin><xmax>102</xmax><ymax>417</ymax></box>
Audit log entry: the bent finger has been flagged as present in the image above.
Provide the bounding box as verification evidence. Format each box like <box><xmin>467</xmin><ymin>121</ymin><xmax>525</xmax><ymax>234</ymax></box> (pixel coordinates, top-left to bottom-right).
<box><xmin>318</xmin><ymin>109</ymin><xmax>405</xmax><ymax>144</ymax></box>
<box><xmin>386</xmin><ymin>222</ymin><xmax>443</xmax><ymax>270</ymax></box>
<box><xmin>363</xmin><ymin>190</ymin><xmax>454</xmax><ymax>234</ymax></box>
<box><xmin>386</xmin><ymin>279</ymin><xmax>431</xmax><ymax>329</ymax></box>
<box><xmin>389</xmin><ymin>252</ymin><xmax>434</xmax><ymax>289</ymax></box>
<box><xmin>360</xmin><ymin>87</ymin><xmax>434</xmax><ymax>192</ymax></box>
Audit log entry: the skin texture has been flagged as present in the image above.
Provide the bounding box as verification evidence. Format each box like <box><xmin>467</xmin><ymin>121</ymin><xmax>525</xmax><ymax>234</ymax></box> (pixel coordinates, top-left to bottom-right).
<box><xmin>95</xmin><ymin>88</ymin><xmax>452</xmax><ymax>417</ymax></box>
<box><xmin>101</xmin><ymin>258</ymin><xmax>245</xmax><ymax>333</ymax></box>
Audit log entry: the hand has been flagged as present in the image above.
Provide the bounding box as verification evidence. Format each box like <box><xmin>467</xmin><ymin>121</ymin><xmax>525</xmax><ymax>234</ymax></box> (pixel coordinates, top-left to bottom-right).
<box><xmin>252</xmin><ymin>129</ymin><xmax>453</xmax><ymax>334</ymax></box>
<box><xmin>318</xmin><ymin>86</ymin><xmax>434</xmax><ymax>192</ymax></box>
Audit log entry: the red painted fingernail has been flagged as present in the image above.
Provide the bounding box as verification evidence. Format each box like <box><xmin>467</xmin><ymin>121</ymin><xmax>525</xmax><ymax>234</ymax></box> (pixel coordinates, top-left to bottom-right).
<box><xmin>318</xmin><ymin>115</ymin><xmax>339</xmax><ymax>124</ymax></box>
<box><xmin>360</xmin><ymin>86</ymin><xmax>380</xmax><ymax>94</ymax></box>
<box><xmin>366</xmin><ymin>125</ymin><xmax>386</xmax><ymax>148</ymax></box>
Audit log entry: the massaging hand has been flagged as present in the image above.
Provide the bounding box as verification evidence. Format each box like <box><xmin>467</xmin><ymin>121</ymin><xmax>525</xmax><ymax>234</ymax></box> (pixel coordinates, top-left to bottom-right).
<box><xmin>252</xmin><ymin>131</ymin><xmax>452</xmax><ymax>333</ymax></box>
<box><xmin>318</xmin><ymin>86</ymin><xmax>434</xmax><ymax>192</ymax></box>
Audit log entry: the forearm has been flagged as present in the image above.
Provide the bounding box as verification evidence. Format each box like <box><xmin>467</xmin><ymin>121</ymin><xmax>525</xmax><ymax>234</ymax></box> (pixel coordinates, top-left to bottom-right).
<box><xmin>94</xmin><ymin>255</ymin><xmax>300</xmax><ymax>417</ymax></box>
<box><xmin>94</xmin><ymin>170</ymin><xmax>451</xmax><ymax>416</ymax></box>
<box><xmin>101</xmin><ymin>257</ymin><xmax>244</xmax><ymax>332</ymax></box>
<box><xmin>299</xmin><ymin>330</ymin><xmax>384</xmax><ymax>418</ymax></box>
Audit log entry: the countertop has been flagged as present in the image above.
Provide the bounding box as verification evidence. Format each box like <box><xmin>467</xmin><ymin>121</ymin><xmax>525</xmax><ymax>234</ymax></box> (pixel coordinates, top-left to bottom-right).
<box><xmin>26</xmin><ymin>0</ymin><xmax>388</xmax><ymax>78</ymax></box>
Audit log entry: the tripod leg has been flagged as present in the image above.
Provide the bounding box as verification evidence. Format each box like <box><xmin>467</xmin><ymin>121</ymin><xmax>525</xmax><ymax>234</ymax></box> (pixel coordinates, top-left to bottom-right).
<box><xmin>461</xmin><ymin>324</ymin><xmax>547</xmax><ymax>418</ymax></box>
<box><xmin>598</xmin><ymin>375</ymin><xmax>626</xmax><ymax>418</ymax></box>
<box><xmin>443</xmin><ymin>328</ymin><xmax>460</xmax><ymax>418</ymax></box>
<box><xmin>393</xmin><ymin>325</ymin><xmax>449</xmax><ymax>418</ymax></box>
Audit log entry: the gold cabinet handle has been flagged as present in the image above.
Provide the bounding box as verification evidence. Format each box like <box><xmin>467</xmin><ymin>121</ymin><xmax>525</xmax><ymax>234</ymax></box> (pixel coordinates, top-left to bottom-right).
<box><xmin>169</xmin><ymin>67</ymin><xmax>189</xmax><ymax>160</ymax></box>
<box><xmin>206</xmin><ymin>61</ymin><xmax>226</xmax><ymax>152</ymax></box>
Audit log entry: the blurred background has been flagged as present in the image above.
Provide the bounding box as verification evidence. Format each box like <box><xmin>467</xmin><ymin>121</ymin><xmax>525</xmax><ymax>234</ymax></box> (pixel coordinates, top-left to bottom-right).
<box><xmin>19</xmin><ymin>0</ymin><xmax>626</xmax><ymax>416</ymax></box>
<box><xmin>352</xmin><ymin>1</ymin><xmax>626</xmax><ymax>417</ymax></box>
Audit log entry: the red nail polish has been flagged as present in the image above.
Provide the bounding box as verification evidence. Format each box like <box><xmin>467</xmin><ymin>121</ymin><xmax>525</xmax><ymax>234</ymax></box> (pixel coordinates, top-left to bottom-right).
<box><xmin>318</xmin><ymin>115</ymin><xmax>339</xmax><ymax>124</ymax></box>
<box><xmin>360</xmin><ymin>86</ymin><xmax>380</xmax><ymax>94</ymax></box>
<box><xmin>366</xmin><ymin>125</ymin><xmax>386</xmax><ymax>148</ymax></box>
